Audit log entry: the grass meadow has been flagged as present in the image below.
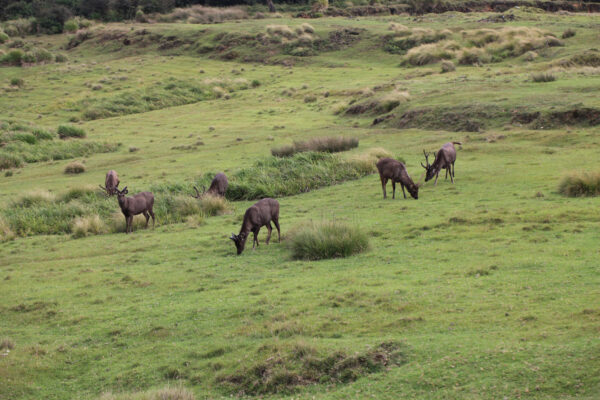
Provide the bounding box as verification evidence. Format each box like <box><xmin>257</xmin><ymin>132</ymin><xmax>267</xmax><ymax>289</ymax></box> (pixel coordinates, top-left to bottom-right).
<box><xmin>1</xmin><ymin>6</ymin><xmax>599</xmax><ymax>400</ymax></box>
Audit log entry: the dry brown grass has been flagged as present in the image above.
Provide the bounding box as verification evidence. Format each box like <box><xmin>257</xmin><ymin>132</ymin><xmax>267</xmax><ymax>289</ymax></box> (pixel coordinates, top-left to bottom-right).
<box><xmin>99</xmin><ymin>386</ymin><xmax>195</xmax><ymax>400</ymax></box>
<box><xmin>157</xmin><ymin>6</ymin><xmax>247</xmax><ymax>24</ymax></box>
<box><xmin>0</xmin><ymin>216</ymin><xmax>14</xmax><ymax>241</ymax></box>
<box><xmin>405</xmin><ymin>41</ymin><xmax>457</xmax><ymax>66</ymax></box>
<box><xmin>72</xmin><ymin>215</ymin><xmax>108</xmax><ymax>238</ymax></box>
<box><xmin>64</xmin><ymin>161</ymin><xmax>85</xmax><ymax>174</ymax></box>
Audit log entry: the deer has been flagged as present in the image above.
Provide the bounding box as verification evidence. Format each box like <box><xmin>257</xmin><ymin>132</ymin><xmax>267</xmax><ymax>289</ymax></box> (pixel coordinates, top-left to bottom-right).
<box><xmin>99</xmin><ymin>170</ymin><xmax>119</xmax><ymax>196</ymax></box>
<box><xmin>421</xmin><ymin>142</ymin><xmax>462</xmax><ymax>185</ymax></box>
<box><xmin>376</xmin><ymin>158</ymin><xmax>419</xmax><ymax>200</ymax></box>
<box><xmin>230</xmin><ymin>198</ymin><xmax>280</xmax><ymax>255</ymax></box>
<box><xmin>192</xmin><ymin>172</ymin><xmax>228</xmax><ymax>198</ymax></box>
<box><xmin>115</xmin><ymin>187</ymin><xmax>155</xmax><ymax>234</ymax></box>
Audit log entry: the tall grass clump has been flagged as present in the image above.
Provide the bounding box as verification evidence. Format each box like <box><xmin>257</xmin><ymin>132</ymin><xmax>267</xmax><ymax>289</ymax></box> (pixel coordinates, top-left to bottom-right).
<box><xmin>562</xmin><ymin>29</ymin><xmax>576</xmax><ymax>39</ymax></box>
<box><xmin>64</xmin><ymin>161</ymin><xmax>85</xmax><ymax>174</ymax></box>
<box><xmin>531</xmin><ymin>72</ymin><xmax>556</xmax><ymax>82</ymax></box>
<box><xmin>272</xmin><ymin>136</ymin><xmax>358</xmax><ymax>157</ymax></box>
<box><xmin>441</xmin><ymin>60</ymin><xmax>456</xmax><ymax>73</ymax></box>
<box><xmin>199</xmin><ymin>194</ymin><xmax>229</xmax><ymax>216</ymax></box>
<box><xmin>58</xmin><ymin>125</ymin><xmax>86</xmax><ymax>139</ymax></box>
<box><xmin>349</xmin><ymin>147</ymin><xmax>393</xmax><ymax>172</ymax></box>
<box><xmin>0</xmin><ymin>30</ymin><xmax>8</xmax><ymax>44</ymax></box>
<box><xmin>558</xmin><ymin>171</ymin><xmax>600</xmax><ymax>197</ymax></box>
<box><xmin>404</xmin><ymin>41</ymin><xmax>457</xmax><ymax>66</ymax></box>
<box><xmin>345</xmin><ymin>90</ymin><xmax>410</xmax><ymax>115</ymax></box>
<box><xmin>0</xmin><ymin>152</ymin><xmax>24</xmax><ymax>170</ymax></box>
<box><xmin>0</xmin><ymin>217</ymin><xmax>15</xmax><ymax>241</ymax></box>
<box><xmin>72</xmin><ymin>215</ymin><xmax>107</xmax><ymax>238</ymax></box>
<box><xmin>98</xmin><ymin>386</ymin><xmax>195</xmax><ymax>400</ymax></box>
<box><xmin>157</xmin><ymin>5</ymin><xmax>248</xmax><ymax>24</ymax></box>
<box><xmin>13</xmin><ymin>190</ymin><xmax>56</xmax><ymax>207</ymax></box>
<box><xmin>287</xmin><ymin>220</ymin><xmax>369</xmax><ymax>260</ymax></box>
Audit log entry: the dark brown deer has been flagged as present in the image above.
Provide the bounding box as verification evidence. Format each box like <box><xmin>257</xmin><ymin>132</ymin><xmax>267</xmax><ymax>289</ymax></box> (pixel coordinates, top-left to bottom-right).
<box><xmin>192</xmin><ymin>172</ymin><xmax>228</xmax><ymax>198</ymax></box>
<box><xmin>376</xmin><ymin>158</ymin><xmax>419</xmax><ymax>200</ymax></box>
<box><xmin>230</xmin><ymin>198</ymin><xmax>280</xmax><ymax>255</ymax></box>
<box><xmin>116</xmin><ymin>187</ymin><xmax>155</xmax><ymax>234</ymax></box>
<box><xmin>421</xmin><ymin>142</ymin><xmax>462</xmax><ymax>185</ymax></box>
<box><xmin>99</xmin><ymin>170</ymin><xmax>119</xmax><ymax>196</ymax></box>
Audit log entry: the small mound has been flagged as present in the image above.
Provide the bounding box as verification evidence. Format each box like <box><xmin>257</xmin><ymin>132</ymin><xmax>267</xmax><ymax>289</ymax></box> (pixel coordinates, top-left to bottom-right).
<box><xmin>286</xmin><ymin>220</ymin><xmax>369</xmax><ymax>260</ymax></box>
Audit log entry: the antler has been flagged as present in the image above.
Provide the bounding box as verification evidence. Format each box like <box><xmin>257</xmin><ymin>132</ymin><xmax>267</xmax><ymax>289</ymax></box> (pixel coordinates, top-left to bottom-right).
<box><xmin>192</xmin><ymin>186</ymin><xmax>201</xmax><ymax>199</ymax></box>
<box><xmin>421</xmin><ymin>150</ymin><xmax>430</xmax><ymax>169</ymax></box>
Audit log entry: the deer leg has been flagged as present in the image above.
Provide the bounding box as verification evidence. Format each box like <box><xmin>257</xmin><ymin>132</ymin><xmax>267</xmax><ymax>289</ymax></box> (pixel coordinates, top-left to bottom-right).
<box><xmin>381</xmin><ymin>177</ymin><xmax>387</xmax><ymax>199</ymax></box>
<box><xmin>253</xmin><ymin>228</ymin><xmax>260</xmax><ymax>249</ymax></box>
<box><xmin>401</xmin><ymin>183</ymin><xmax>407</xmax><ymax>199</ymax></box>
<box><xmin>127</xmin><ymin>215</ymin><xmax>133</xmax><ymax>234</ymax></box>
<box><xmin>266</xmin><ymin>223</ymin><xmax>272</xmax><ymax>245</ymax></box>
<box><xmin>143</xmin><ymin>211</ymin><xmax>150</xmax><ymax>228</ymax></box>
<box><xmin>273</xmin><ymin>217</ymin><xmax>281</xmax><ymax>243</ymax></box>
<box><xmin>445</xmin><ymin>167</ymin><xmax>448</xmax><ymax>180</ymax></box>
<box><xmin>149</xmin><ymin>209</ymin><xmax>155</xmax><ymax>228</ymax></box>
<box><xmin>452</xmin><ymin>162</ymin><xmax>456</xmax><ymax>179</ymax></box>
<box><xmin>450</xmin><ymin>166</ymin><xmax>455</xmax><ymax>184</ymax></box>
<box><xmin>392</xmin><ymin>181</ymin><xmax>396</xmax><ymax>199</ymax></box>
<box><xmin>434</xmin><ymin>171</ymin><xmax>439</xmax><ymax>186</ymax></box>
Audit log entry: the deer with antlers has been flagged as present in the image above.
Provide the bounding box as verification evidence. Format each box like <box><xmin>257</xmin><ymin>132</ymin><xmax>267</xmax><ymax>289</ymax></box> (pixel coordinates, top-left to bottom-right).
<box><xmin>99</xmin><ymin>170</ymin><xmax>120</xmax><ymax>196</ymax></box>
<box><xmin>192</xmin><ymin>172</ymin><xmax>228</xmax><ymax>198</ymax></box>
<box><xmin>376</xmin><ymin>158</ymin><xmax>419</xmax><ymax>200</ymax></box>
<box><xmin>421</xmin><ymin>142</ymin><xmax>462</xmax><ymax>185</ymax></box>
<box><xmin>115</xmin><ymin>187</ymin><xmax>155</xmax><ymax>234</ymax></box>
<box><xmin>230</xmin><ymin>198</ymin><xmax>280</xmax><ymax>255</ymax></box>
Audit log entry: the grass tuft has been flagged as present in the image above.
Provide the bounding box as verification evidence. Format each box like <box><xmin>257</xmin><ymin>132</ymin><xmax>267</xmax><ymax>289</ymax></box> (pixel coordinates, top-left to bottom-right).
<box><xmin>199</xmin><ymin>194</ymin><xmax>230</xmax><ymax>216</ymax></box>
<box><xmin>272</xmin><ymin>136</ymin><xmax>358</xmax><ymax>157</ymax></box>
<box><xmin>0</xmin><ymin>338</ymin><xmax>15</xmax><ymax>350</ymax></box>
<box><xmin>558</xmin><ymin>171</ymin><xmax>600</xmax><ymax>197</ymax></box>
<box><xmin>64</xmin><ymin>161</ymin><xmax>86</xmax><ymax>174</ymax></box>
<box><xmin>531</xmin><ymin>72</ymin><xmax>556</xmax><ymax>82</ymax></box>
<box><xmin>561</xmin><ymin>29</ymin><xmax>576</xmax><ymax>39</ymax></box>
<box><xmin>98</xmin><ymin>386</ymin><xmax>195</xmax><ymax>400</ymax></box>
<box><xmin>287</xmin><ymin>220</ymin><xmax>369</xmax><ymax>260</ymax></box>
<box><xmin>58</xmin><ymin>125</ymin><xmax>86</xmax><ymax>139</ymax></box>
<box><xmin>72</xmin><ymin>215</ymin><xmax>107</xmax><ymax>238</ymax></box>
<box><xmin>441</xmin><ymin>60</ymin><xmax>456</xmax><ymax>73</ymax></box>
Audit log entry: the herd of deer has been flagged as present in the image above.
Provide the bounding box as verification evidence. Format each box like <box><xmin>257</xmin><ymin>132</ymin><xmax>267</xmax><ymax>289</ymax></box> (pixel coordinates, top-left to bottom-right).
<box><xmin>99</xmin><ymin>141</ymin><xmax>460</xmax><ymax>254</ymax></box>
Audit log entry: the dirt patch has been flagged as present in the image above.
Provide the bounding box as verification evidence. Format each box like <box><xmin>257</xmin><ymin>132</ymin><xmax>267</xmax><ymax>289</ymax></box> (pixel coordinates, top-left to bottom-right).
<box><xmin>217</xmin><ymin>341</ymin><xmax>407</xmax><ymax>395</ymax></box>
<box><xmin>513</xmin><ymin>108</ymin><xmax>600</xmax><ymax>128</ymax></box>
<box><xmin>385</xmin><ymin>106</ymin><xmax>497</xmax><ymax>132</ymax></box>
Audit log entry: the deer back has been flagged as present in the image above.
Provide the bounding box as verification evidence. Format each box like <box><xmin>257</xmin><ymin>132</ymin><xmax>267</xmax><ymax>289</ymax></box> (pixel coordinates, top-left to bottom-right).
<box><xmin>208</xmin><ymin>173</ymin><xmax>228</xmax><ymax>196</ymax></box>
<box><xmin>105</xmin><ymin>170</ymin><xmax>119</xmax><ymax>194</ymax></box>
<box><xmin>241</xmin><ymin>198</ymin><xmax>279</xmax><ymax>232</ymax></box>
<box><xmin>120</xmin><ymin>192</ymin><xmax>154</xmax><ymax>215</ymax></box>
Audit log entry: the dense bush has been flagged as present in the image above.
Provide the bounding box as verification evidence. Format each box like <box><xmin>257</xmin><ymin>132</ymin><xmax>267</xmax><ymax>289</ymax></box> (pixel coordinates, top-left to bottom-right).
<box><xmin>64</xmin><ymin>161</ymin><xmax>85</xmax><ymax>174</ymax></box>
<box><xmin>558</xmin><ymin>171</ymin><xmax>600</xmax><ymax>197</ymax></box>
<box><xmin>287</xmin><ymin>220</ymin><xmax>369</xmax><ymax>260</ymax></box>
<box><xmin>0</xmin><ymin>49</ymin><xmax>23</xmax><ymax>65</ymax></box>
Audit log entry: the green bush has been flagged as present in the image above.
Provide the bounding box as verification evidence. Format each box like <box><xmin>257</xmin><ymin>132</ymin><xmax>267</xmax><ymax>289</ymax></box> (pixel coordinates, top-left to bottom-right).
<box><xmin>57</xmin><ymin>125</ymin><xmax>86</xmax><ymax>139</ymax></box>
<box><xmin>64</xmin><ymin>161</ymin><xmax>85</xmax><ymax>174</ymax></box>
<box><xmin>561</xmin><ymin>29</ymin><xmax>576</xmax><ymax>39</ymax></box>
<box><xmin>54</xmin><ymin>53</ymin><xmax>68</xmax><ymax>62</ymax></box>
<box><xmin>0</xmin><ymin>152</ymin><xmax>24</xmax><ymax>170</ymax></box>
<box><xmin>0</xmin><ymin>31</ymin><xmax>8</xmax><ymax>44</ymax></box>
<box><xmin>558</xmin><ymin>171</ymin><xmax>600</xmax><ymax>197</ymax></box>
<box><xmin>10</xmin><ymin>78</ymin><xmax>24</xmax><ymax>87</ymax></box>
<box><xmin>1</xmin><ymin>50</ymin><xmax>24</xmax><ymax>65</ymax></box>
<box><xmin>287</xmin><ymin>220</ymin><xmax>369</xmax><ymax>260</ymax></box>
<box><xmin>63</xmin><ymin>19</ymin><xmax>79</xmax><ymax>33</ymax></box>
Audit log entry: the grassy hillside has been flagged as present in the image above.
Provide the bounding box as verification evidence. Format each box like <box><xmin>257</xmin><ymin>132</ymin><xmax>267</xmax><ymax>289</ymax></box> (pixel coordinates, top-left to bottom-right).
<box><xmin>1</xmin><ymin>7</ymin><xmax>599</xmax><ymax>400</ymax></box>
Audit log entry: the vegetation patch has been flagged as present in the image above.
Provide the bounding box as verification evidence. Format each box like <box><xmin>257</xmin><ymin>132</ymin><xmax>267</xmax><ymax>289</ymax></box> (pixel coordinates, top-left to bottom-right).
<box><xmin>286</xmin><ymin>220</ymin><xmax>369</xmax><ymax>260</ymax></box>
<box><xmin>155</xmin><ymin>5</ymin><xmax>248</xmax><ymax>24</ymax></box>
<box><xmin>345</xmin><ymin>90</ymin><xmax>410</xmax><ymax>115</ymax></box>
<box><xmin>558</xmin><ymin>171</ymin><xmax>600</xmax><ymax>197</ymax></box>
<box><xmin>98</xmin><ymin>386</ymin><xmax>195</xmax><ymax>400</ymax></box>
<box><xmin>217</xmin><ymin>341</ymin><xmax>406</xmax><ymax>395</ymax></box>
<box><xmin>384</xmin><ymin>105</ymin><xmax>503</xmax><ymax>132</ymax></box>
<box><xmin>0</xmin><ymin>120</ymin><xmax>117</xmax><ymax>170</ymax></box>
<box><xmin>76</xmin><ymin>78</ymin><xmax>253</xmax><ymax>120</ymax></box>
<box><xmin>58</xmin><ymin>125</ymin><xmax>86</xmax><ymax>139</ymax></box>
<box><xmin>271</xmin><ymin>136</ymin><xmax>358</xmax><ymax>157</ymax></box>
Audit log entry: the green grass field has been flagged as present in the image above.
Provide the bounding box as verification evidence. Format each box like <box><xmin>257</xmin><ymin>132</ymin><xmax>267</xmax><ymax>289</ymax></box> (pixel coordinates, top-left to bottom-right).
<box><xmin>1</xmin><ymin>7</ymin><xmax>599</xmax><ymax>400</ymax></box>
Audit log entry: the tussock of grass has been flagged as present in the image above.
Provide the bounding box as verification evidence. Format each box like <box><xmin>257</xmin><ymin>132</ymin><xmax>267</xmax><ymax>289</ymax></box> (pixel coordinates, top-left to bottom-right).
<box><xmin>349</xmin><ymin>147</ymin><xmax>393</xmax><ymax>172</ymax></box>
<box><xmin>58</xmin><ymin>125</ymin><xmax>86</xmax><ymax>139</ymax></box>
<box><xmin>157</xmin><ymin>5</ymin><xmax>248</xmax><ymax>24</ymax></box>
<box><xmin>267</xmin><ymin>24</ymin><xmax>296</xmax><ymax>39</ymax></box>
<box><xmin>64</xmin><ymin>161</ymin><xmax>85</xmax><ymax>174</ymax></box>
<box><xmin>199</xmin><ymin>194</ymin><xmax>230</xmax><ymax>216</ymax></box>
<box><xmin>441</xmin><ymin>60</ymin><xmax>456</xmax><ymax>73</ymax></box>
<box><xmin>13</xmin><ymin>190</ymin><xmax>56</xmax><ymax>207</ymax></box>
<box><xmin>561</xmin><ymin>29</ymin><xmax>576</xmax><ymax>39</ymax></box>
<box><xmin>287</xmin><ymin>220</ymin><xmax>369</xmax><ymax>260</ymax></box>
<box><xmin>99</xmin><ymin>386</ymin><xmax>195</xmax><ymax>400</ymax></box>
<box><xmin>345</xmin><ymin>90</ymin><xmax>410</xmax><ymax>115</ymax></box>
<box><xmin>404</xmin><ymin>41</ymin><xmax>456</xmax><ymax>66</ymax></box>
<box><xmin>72</xmin><ymin>215</ymin><xmax>107</xmax><ymax>238</ymax></box>
<box><xmin>108</xmin><ymin>212</ymin><xmax>150</xmax><ymax>234</ymax></box>
<box><xmin>531</xmin><ymin>72</ymin><xmax>556</xmax><ymax>82</ymax></box>
<box><xmin>272</xmin><ymin>136</ymin><xmax>358</xmax><ymax>157</ymax></box>
<box><xmin>558</xmin><ymin>171</ymin><xmax>600</xmax><ymax>197</ymax></box>
<box><xmin>0</xmin><ymin>217</ymin><xmax>15</xmax><ymax>241</ymax></box>
<box><xmin>217</xmin><ymin>341</ymin><xmax>404</xmax><ymax>395</ymax></box>
<box><xmin>459</xmin><ymin>48</ymin><xmax>491</xmax><ymax>65</ymax></box>
<box><xmin>384</xmin><ymin>28</ymin><xmax>451</xmax><ymax>55</ymax></box>
<box><xmin>0</xmin><ymin>338</ymin><xmax>15</xmax><ymax>350</ymax></box>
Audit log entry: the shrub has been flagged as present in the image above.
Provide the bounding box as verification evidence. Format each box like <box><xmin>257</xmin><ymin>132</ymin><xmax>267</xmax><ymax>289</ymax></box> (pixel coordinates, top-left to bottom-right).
<box><xmin>199</xmin><ymin>194</ymin><xmax>229</xmax><ymax>216</ymax></box>
<box><xmin>57</xmin><ymin>125</ymin><xmax>86</xmax><ymax>139</ymax></box>
<box><xmin>1</xmin><ymin>49</ymin><xmax>23</xmax><ymax>65</ymax></box>
<box><xmin>158</xmin><ymin>5</ymin><xmax>248</xmax><ymax>24</ymax></box>
<box><xmin>531</xmin><ymin>72</ymin><xmax>556</xmax><ymax>82</ymax></box>
<box><xmin>10</xmin><ymin>78</ymin><xmax>24</xmax><ymax>87</ymax></box>
<box><xmin>63</xmin><ymin>19</ymin><xmax>79</xmax><ymax>33</ymax></box>
<box><xmin>558</xmin><ymin>171</ymin><xmax>600</xmax><ymax>197</ymax></box>
<box><xmin>267</xmin><ymin>24</ymin><xmax>295</xmax><ymax>39</ymax></box>
<box><xmin>0</xmin><ymin>152</ymin><xmax>24</xmax><ymax>170</ymax></box>
<box><xmin>54</xmin><ymin>53</ymin><xmax>68</xmax><ymax>62</ymax></box>
<box><xmin>64</xmin><ymin>161</ymin><xmax>85</xmax><ymax>174</ymax></box>
<box><xmin>72</xmin><ymin>215</ymin><xmax>107</xmax><ymax>238</ymax></box>
<box><xmin>441</xmin><ymin>60</ymin><xmax>456</xmax><ymax>73</ymax></box>
<box><xmin>404</xmin><ymin>41</ymin><xmax>456</xmax><ymax>66</ymax></box>
<box><xmin>32</xmin><ymin>48</ymin><xmax>53</xmax><ymax>63</ymax></box>
<box><xmin>301</xmin><ymin>23</ymin><xmax>315</xmax><ymax>34</ymax></box>
<box><xmin>523</xmin><ymin>51</ymin><xmax>538</xmax><ymax>62</ymax></box>
<box><xmin>562</xmin><ymin>29</ymin><xmax>576</xmax><ymax>39</ymax></box>
<box><xmin>287</xmin><ymin>220</ymin><xmax>368</xmax><ymax>260</ymax></box>
<box><xmin>272</xmin><ymin>136</ymin><xmax>358</xmax><ymax>157</ymax></box>
<box><xmin>0</xmin><ymin>217</ymin><xmax>15</xmax><ymax>241</ymax></box>
<box><xmin>0</xmin><ymin>31</ymin><xmax>8</xmax><ymax>44</ymax></box>
<box><xmin>458</xmin><ymin>48</ymin><xmax>491</xmax><ymax>65</ymax></box>
<box><xmin>345</xmin><ymin>90</ymin><xmax>410</xmax><ymax>115</ymax></box>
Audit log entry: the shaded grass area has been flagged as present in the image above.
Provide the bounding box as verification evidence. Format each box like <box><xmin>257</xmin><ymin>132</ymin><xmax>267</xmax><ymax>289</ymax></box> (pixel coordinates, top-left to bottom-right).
<box><xmin>271</xmin><ymin>136</ymin><xmax>358</xmax><ymax>157</ymax></box>
<box><xmin>558</xmin><ymin>171</ymin><xmax>600</xmax><ymax>197</ymax></box>
<box><xmin>217</xmin><ymin>341</ymin><xmax>406</xmax><ymax>395</ymax></box>
<box><xmin>286</xmin><ymin>220</ymin><xmax>369</xmax><ymax>260</ymax></box>
<box><xmin>0</xmin><ymin>120</ymin><xmax>117</xmax><ymax>170</ymax></box>
<box><xmin>75</xmin><ymin>78</ymin><xmax>254</xmax><ymax>120</ymax></box>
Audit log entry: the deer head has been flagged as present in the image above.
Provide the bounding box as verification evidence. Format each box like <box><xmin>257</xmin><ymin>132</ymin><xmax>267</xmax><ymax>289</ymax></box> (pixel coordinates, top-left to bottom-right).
<box><xmin>191</xmin><ymin>186</ymin><xmax>208</xmax><ymax>199</ymax></box>
<box><xmin>421</xmin><ymin>150</ymin><xmax>436</xmax><ymax>182</ymax></box>
<box><xmin>116</xmin><ymin>186</ymin><xmax>129</xmax><ymax>198</ymax></box>
<box><xmin>229</xmin><ymin>232</ymin><xmax>247</xmax><ymax>255</ymax></box>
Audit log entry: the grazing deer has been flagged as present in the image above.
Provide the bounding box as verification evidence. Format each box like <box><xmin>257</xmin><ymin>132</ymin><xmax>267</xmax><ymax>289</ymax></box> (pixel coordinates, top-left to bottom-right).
<box><xmin>192</xmin><ymin>172</ymin><xmax>228</xmax><ymax>198</ymax></box>
<box><xmin>230</xmin><ymin>198</ymin><xmax>280</xmax><ymax>255</ymax></box>
<box><xmin>116</xmin><ymin>187</ymin><xmax>155</xmax><ymax>234</ymax></box>
<box><xmin>421</xmin><ymin>142</ymin><xmax>462</xmax><ymax>185</ymax></box>
<box><xmin>376</xmin><ymin>158</ymin><xmax>419</xmax><ymax>200</ymax></box>
<box><xmin>99</xmin><ymin>170</ymin><xmax>119</xmax><ymax>196</ymax></box>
